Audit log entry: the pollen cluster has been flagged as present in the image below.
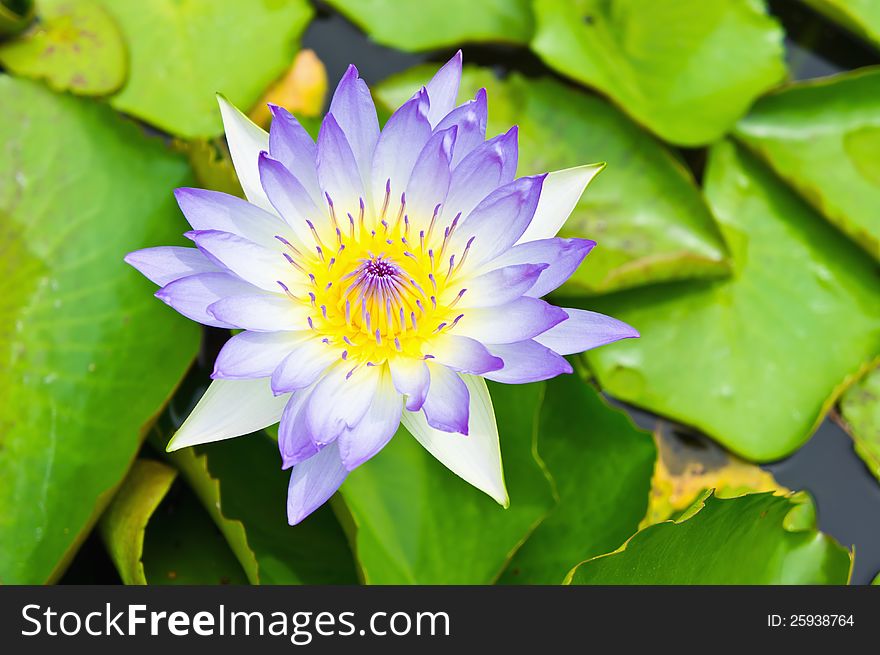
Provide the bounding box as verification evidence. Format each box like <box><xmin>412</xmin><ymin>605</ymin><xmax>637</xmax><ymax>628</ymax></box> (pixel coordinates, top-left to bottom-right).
<box><xmin>276</xmin><ymin>189</ymin><xmax>472</xmax><ymax>368</ymax></box>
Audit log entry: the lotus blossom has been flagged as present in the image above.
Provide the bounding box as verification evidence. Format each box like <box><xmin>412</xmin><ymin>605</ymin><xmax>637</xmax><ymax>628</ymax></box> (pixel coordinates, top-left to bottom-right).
<box><xmin>126</xmin><ymin>52</ymin><xmax>638</xmax><ymax>524</ymax></box>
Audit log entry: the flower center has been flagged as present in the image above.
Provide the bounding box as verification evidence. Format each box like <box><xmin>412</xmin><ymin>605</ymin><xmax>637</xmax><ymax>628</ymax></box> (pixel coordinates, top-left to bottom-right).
<box><xmin>275</xmin><ymin>190</ymin><xmax>471</xmax><ymax>369</ymax></box>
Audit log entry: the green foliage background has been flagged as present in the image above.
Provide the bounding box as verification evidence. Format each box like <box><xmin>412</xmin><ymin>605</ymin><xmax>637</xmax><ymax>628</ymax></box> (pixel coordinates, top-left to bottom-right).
<box><xmin>1</xmin><ymin>0</ymin><xmax>878</xmax><ymax>585</ymax></box>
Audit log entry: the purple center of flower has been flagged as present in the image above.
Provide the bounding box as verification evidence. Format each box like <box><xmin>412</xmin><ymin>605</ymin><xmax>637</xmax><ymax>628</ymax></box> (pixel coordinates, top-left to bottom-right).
<box><xmin>340</xmin><ymin>254</ymin><xmax>422</xmax><ymax>338</ymax></box>
<box><xmin>362</xmin><ymin>257</ymin><xmax>398</xmax><ymax>280</ymax></box>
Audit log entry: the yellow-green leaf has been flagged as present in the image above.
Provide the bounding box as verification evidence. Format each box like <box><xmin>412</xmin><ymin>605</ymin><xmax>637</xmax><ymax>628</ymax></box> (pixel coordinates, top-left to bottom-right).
<box><xmin>0</xmin><ymin>0</ymin><xmax>125</xmax><ymax>95</ymax></box>
<box><xmin>95</xmin><ymin>0</ymin><xmax>313</xmax><ymax>138</ymax></box>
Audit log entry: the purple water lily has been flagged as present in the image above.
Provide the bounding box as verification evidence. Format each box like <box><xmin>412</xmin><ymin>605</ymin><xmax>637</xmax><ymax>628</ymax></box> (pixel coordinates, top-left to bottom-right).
<box><xmin>126</xmin><ymin>52</ymin><xmax>638</xmax><ymax>524</ymax></box>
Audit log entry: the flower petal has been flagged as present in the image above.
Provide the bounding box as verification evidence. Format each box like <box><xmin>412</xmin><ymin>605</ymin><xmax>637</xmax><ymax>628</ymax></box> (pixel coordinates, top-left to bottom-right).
<box><xmin>278</xmin><ymin>384</ymin><xmax>319</xmax><ymax>468</ymax></box>
<box><xmin>517</xmin><ymin>164</ymin><xmax>605</xmax><ymax>244</ymax></box>
<box><xmin>421</xmin><ymin>363</ymin><xmax>470</xmax><ymax>434</ymax></box>
<box><xmin>329</xmin><ymin>65</ymin><xmax>380</xmax><ymax>186</ymax></box>
<box><xmin>268</xmin><ymin>104</ymin><xmax>322</xmax><ymax>207</ymax></box>
<box><xmin>389</xmin><ymin>357</ymin><xmax>430</xmax><ymax>411</ymax></box>
<box><xmin>337</xmin><ymin>367</ymin><xmax>402</xmax><ymax>470</ymax></box>
<box><xmin>453</xmin><ymin>263</ymin><xmax>548</xmax><ymax>308</ymax></box>
<box><xmin>448</xmin><ymin>174</ymin><xmax>545</xmax><ymax>270</ymax></box>
<box><xmin>189</xmin><ymin>229</ymin><xmax>290</xmax><ymax>292</ymax></box>
<box><xmin>167</xmin><ymin>377</ymin><xmax>289</xmax><ymax>451</ymax></box>
<box><xmin>534</xmin><ymin>308</ymin><xmax>640</xmax><ymax>355</ymax></box>
<box><xmin>435</xmin><ymin>88</ymin><xmax>487</xmax><ymax>167</ymax></box>
<box><xmin>484</xmin><ymin>340</ymin><xmax>573</xmax><ymax>383</ymax></box>
<box><xmin>483</xmin><ymin>237</ymin><xmax>595</xmax><ymax>298</ymax></box>
<box><xmin>402</xmin><ymin>374</ymin><xmax>507</xmax><ymax>506</ymax></box>
<box><xmin>287</xmin><ymin>441</ymin><xmax>348</xmax><ymax>525</ymax></box>
<box><xmin>258</xmin><ymin>152</ymin><xmax>325</xmax><ymax>245</ymax></box>
<box><xmin>155</xmin><ymin>272</ymin><xmax>253</xmax><ymax>328</ymax></box>
<box><xmin>426</xmin><ymin>334</ymin><xmax>503</xmax><ymax>374</ymax></box>
<box><xmin>124</xmin><ymin>246</ymin><xmax>218</xmax><ymax>287</ymax></box>
<box><xmin>455</xmin><ymin>297</ymin><xmax>568</xmax><ymax>344</ymax></box>
<box><xmin>271</xmin><ymin>339</ymin><xmax>339</xmax><ymax>394</ymax></box>
<box><xmin>208</xmin><ymin>293</ymin><xmax>311</xmax><ymax>331</ymax></box>
<box><xmin>424</xmin><ymin>50</ymin><xmax>462</xmax><ymax>127</ymax></box>
<box><xmin>370</xmin><ymin>90</ymin><xmax>432</xmax><ymax>211</ymax></box>
<box><xmin>316</xmin><ymin>113</ymin><xmax>366</xmax><ymax>218</ymax></box>
<box><xmin>217</xmin><ymin>94</ymin><xmax>273</xmax><ymax>213</ymax></box>
<box><xmin>303</xmin><ymin>364</ymin><xmax>380</xmax><ymax>446</ymax></box>
<box><xmin>213</xmin><ymin>330</ymin><xmax>307</xmax><ymax>380</ymax></box>
<box><xmin>443</xmin><ymin>127</ymin><xmax>518</xmax><ymax>223</ymax></box>
<box><xmin>405</xmin><ymin>125</ymin><xmax>456</xmax><ymax>223</ymax></box>
<box><xmin>174</xmin><ymin>187</ymin><xmax>285</xmax><ymax>248</ymax></box>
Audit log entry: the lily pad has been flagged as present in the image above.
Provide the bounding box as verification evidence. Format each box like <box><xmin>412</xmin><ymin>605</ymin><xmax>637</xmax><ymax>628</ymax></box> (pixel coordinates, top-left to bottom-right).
<box><xmin>375</xmin><ymin>65</ymin><xmax>730</xmax><ymax>294</ymax></box>
<box><xmin>339</xmin><ymin>382</ymin><xmax>555</xmax><ymax>584</ymax></box>
<box><xmin>0</xmin><ymin>0</ymin><xmax>126</xmax><ymax>95</ymax></box>
<box><xmin>736</xmin><ymin>68</ymin><xmax>880</xmax><ymax>261</ymax></box>
<box><xmin>566</xmin><ymin>492</ymin><xmax>852</xmax><ymax>584</ymax></box>
<box><xmin>579</xmin><ymin>141</ymin><xmax>880</xmax><ymax>461</ymax></box>
<box><xmin>95</xmin><ymin>0</ymin><xmax>313</xmax><ymax>138</ymax></box>
<box><xmin>531</xmin><ymin>0</ymin><xmax>787</xmax><ymax>146</ymax></box>
<box><xmin>0</xmin><ymin>77</ymin><xmax>199</xmax><ymax>583</ymax></box>
<box><xmin>838</xmin><ymin>366</ymin><xmax>880</xmax><ymax>482</ymax></box>
<box><xmin>642</xmin><ymin>421</ymin><xmax>787</xmax><ymax>527</ymax></box>
<box><xmin>801</xmin><ymin>0</ymin><xmax>880</xmax><ymax>49</ymax></box>
<box><xmin>99</xmin><ymin>458</ymin><xmax>248</xmax><ymax>585</ymax></box>
<box><xmin>157</xmin><ymin>428</ymin><xmax>357</xmax><ymax>585</ymax></box>
<box><xmin>498</xmin><ymin>375</ymin><xmax>656</xmax><ymax>584</ymax></box>
<box><xmin>98</xmin><ymin>459</ymin><xmax>177</xmax><ymax>585</ymax></box>
<box><xmin>323</xmin><ymin>0</ymin><xmax>533</xmax><ymax>51</ymax></box>
<box><xmin>141</xmin><ymin>478</ymin><xmax>248</xmax><ymax>585</ymax></box>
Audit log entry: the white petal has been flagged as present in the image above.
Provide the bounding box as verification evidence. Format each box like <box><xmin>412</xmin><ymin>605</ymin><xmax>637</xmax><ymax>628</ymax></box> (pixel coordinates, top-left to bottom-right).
<box><xmin>217</xmin><ymin>94</ymin><xmax>273</xmax><ymax>213</ymax></box>
<box><xmin>516</xmin><ymin>164</ymin><xmax>605</xmax><ymax>244</ymax></box>
<box><xmin>167</xmin><ymin>377</ymin><xmax>289</xmax><ymax>451</ymax></box>
<box><xmin>401</xmin><ymin>374</ymin><xmax>507</xmax><ymax>506</ymax></box>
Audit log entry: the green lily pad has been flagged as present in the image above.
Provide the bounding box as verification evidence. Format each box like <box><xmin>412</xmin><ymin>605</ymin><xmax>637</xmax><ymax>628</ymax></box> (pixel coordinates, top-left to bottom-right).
<box><xmin>531</xmin><ymin>0</ymin><xmax>787</xmax><ymax>146</ymax></box>
<box><xmin>375</xmin><ymin>66</ymin><xmax>730</xmax><ymax>295</ymax></box>
<box><xmin>801</xmin><ymin>0</ymin><xmax>880</xmax><ymax>49</ymax></box>
<box><xmin>566</xmin><ymin>492</ymin><xmax>852</xmax><ymax>584</ymax></box>
<box><xmin>736</xmin><ymin>68</ymin><xmax>880</xmax><ymax>262</ymax></box>
<box><xmin>838</xmin><ymin>366</ymin><xmax>880</xmax><ymax>482</ymax></box>
<box><xmin>141</xmin><ymin>478</ymin><xmax>248</xmax><ymax>585</ymax></box>
<box><xmin>157</xmin><ymin>427</ymin><xmax>358</xmax><ymax>585</ymax></box>
<box><xmin>0</xmin><ymin>0</ymin><xmax>126</xmax><ymax>95</ymax></box>
<box><xmin>339</xmin><ymin>382</ymin><xmax>555</xmax><ymax>584</ymax></box>
<box><xmin>498</xmin><ymin>375</ymin><xmax>656</xmax><ymax>584</ymax></box>
<box><xmin>0</xmin><ymin>77</ymin><xmax>199</xmax><ymax>583</ymax></box>
<box><xmin>94</xmin><ymin>0</ymin><xmax>313</xmax><ymax>138</ymax></box>
<box><xmin>323</xmin><ymin>0</ymin><xmax>533</xmax><ymax>51</ymax></box>
<box><xmin>98</xmin><ymin>459</ymin><xmax>177</xmax><ymax>585</ymax></box>
<box><xmin>579</xmin><ymin>141</ymin><xmax>880</xmax><ymax>461</ymax></box>
<box><xmin>99</xmin><ymin>458</ymin><xmax>248</xmax><ymax>585</ymax></box>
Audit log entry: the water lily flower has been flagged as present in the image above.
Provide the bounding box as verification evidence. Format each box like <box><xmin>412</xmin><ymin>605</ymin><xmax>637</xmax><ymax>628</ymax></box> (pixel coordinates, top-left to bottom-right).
<box><xmin>126</xmin><ymin>52</ymin><xmax>638</xmax><ymax>525</ymax></box>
